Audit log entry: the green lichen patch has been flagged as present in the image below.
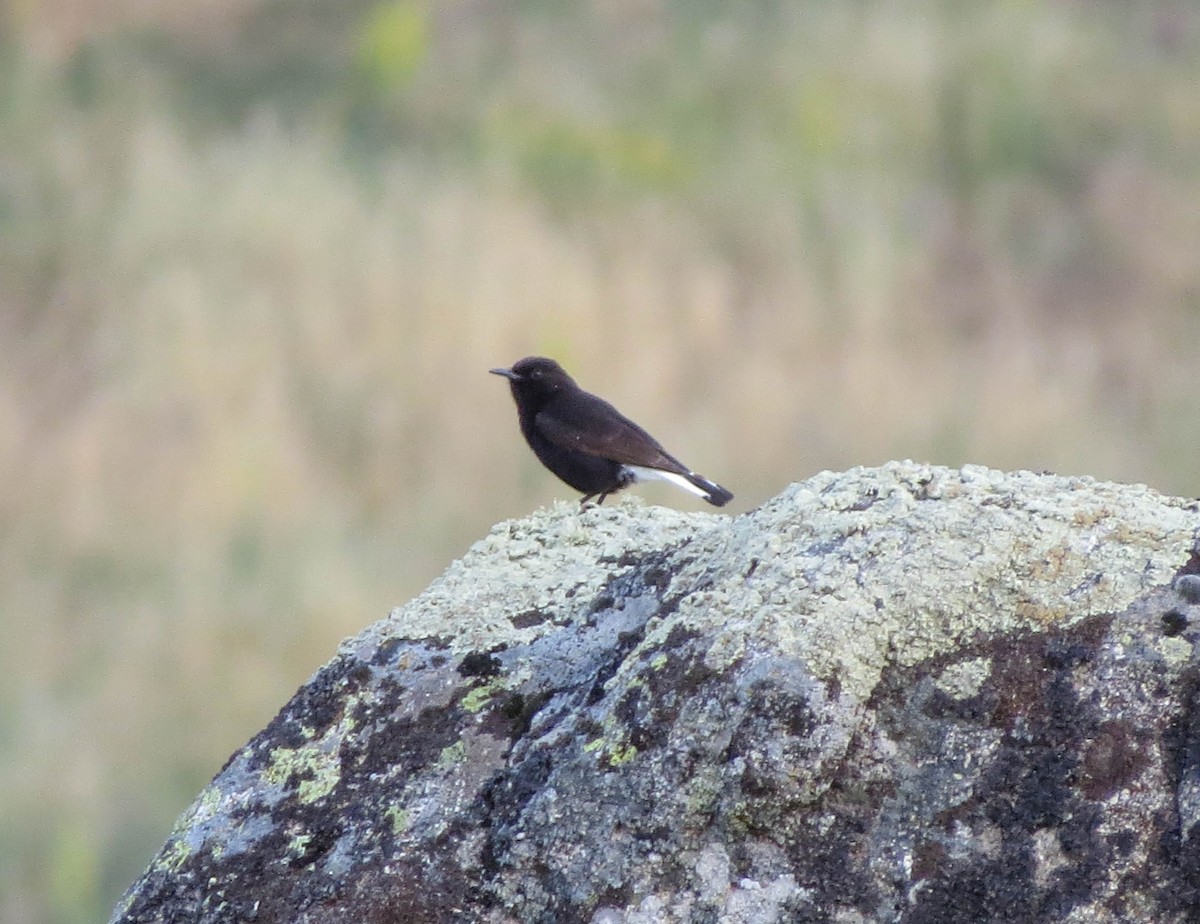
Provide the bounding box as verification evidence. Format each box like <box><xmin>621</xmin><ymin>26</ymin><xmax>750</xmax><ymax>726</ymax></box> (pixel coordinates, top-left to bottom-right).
<box><xmin>259</xmin><ymin>698</ymin><xmax>368</xmax><ymax>804</ymax></box>
<box><xmin>287</xmin><ymin>831</ymin><xmax>313</xmax><ymax>859</ymax></box>
<box><xmin>437</xmin><ymin>741</ymin><xmax>467</xmax><ymax>769</ymax></box>
<box><xmin>159</xmin><ymin>837</ymin><xmax>191</xmax><ymax>873</ymax></box>
<box><xmin>266</xmin><ymin>744</ymin><xmax>341</xmax><ymax>804</ymax></box>
<box><xmin>461</xmin><ymin>678</ymin><xmax>508</xmax><ymax>713</ymax></box>
<box><xmin>581</xmin><ymin>733</ymin><xmax>638</xmax><ymax>767</ymax></box>
<box><xmin>607</xmin><ymin>743</ymin><xmax>638</xmax><ymax>766</ymax></box>
<box><xmin>385</xmin><ymin>804</ymin><xmax>410</xmax><ymax>836</ymax></box>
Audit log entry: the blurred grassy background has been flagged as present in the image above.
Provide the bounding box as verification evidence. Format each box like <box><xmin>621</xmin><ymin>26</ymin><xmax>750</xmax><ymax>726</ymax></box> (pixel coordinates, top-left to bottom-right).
<box><xmin>2</xmin><ymin>1</ymin><xmax>1199</xmax><ymax>920</ymax></box>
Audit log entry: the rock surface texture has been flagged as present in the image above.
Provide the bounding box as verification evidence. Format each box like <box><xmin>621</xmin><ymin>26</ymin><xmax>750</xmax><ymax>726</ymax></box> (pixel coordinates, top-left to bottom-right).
<box><xmin>112</xmin><ymin>463</ymin><xmax>1200</xmax><ymax>923</ymax></box>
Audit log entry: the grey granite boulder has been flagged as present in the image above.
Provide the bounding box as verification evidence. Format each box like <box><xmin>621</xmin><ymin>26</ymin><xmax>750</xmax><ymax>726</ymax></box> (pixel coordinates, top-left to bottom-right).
<box><xmin>111</xmin><ymin>462</ymin><xmax>1200</xmax><ymax>923</ymax></box>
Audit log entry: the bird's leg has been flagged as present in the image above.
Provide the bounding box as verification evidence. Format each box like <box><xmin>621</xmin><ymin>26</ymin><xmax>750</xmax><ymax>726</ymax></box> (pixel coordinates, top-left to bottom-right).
<box><xmin>579</xmin><ymin>493</ymin><xmax>597</xmax><ymax>506</ymax></box>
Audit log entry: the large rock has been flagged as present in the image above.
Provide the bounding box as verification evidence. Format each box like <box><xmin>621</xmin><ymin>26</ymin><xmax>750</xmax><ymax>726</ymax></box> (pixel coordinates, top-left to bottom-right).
<box><xmin>111</xmin><ymin>462</ymin><xmax>1200</xmax><ymax>923</ymax></box>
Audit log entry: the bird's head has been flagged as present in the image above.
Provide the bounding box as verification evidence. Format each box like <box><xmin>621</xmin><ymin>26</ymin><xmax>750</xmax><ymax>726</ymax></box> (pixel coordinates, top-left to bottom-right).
<box><xmin>490</xmin><ymin>356</ymin><xmax>576</xmax><ymax>400</ymax></box>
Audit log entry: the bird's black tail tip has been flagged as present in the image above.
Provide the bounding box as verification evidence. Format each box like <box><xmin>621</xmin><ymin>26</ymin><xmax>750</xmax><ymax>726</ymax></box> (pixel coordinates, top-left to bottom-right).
<box><xmin>689</xmin><ymin>474</ymin><xmax>733</xmax><ymax>507</ymax></box>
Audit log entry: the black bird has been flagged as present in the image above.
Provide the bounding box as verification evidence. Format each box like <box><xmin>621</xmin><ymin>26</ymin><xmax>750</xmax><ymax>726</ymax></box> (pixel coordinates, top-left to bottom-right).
<box><xmin>491</xmin><ymin>356</ymin><xmax>733</xmax><ymax>507</ymax></box>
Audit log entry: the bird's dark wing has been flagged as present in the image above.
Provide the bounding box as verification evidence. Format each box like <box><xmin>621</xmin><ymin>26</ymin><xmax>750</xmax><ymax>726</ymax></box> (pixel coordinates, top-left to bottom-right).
<box><xmin>535</xmin><ymin>391</ymin><xmax>689</xmax><ymax>474</ymax></box>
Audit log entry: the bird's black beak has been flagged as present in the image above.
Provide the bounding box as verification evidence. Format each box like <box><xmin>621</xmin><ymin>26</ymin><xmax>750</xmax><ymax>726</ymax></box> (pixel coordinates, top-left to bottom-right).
<box><xmin>490</xmin><ymin>367</ymin><xmax>521</xmax><ymax>381</ymax></box>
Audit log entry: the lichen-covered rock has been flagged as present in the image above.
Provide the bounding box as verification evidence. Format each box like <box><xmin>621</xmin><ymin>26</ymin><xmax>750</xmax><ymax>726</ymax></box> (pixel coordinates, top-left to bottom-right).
<box><xmin>111</xmin><ymin>462</ymin><xmax>1200</xmax><ymax>923</ymax></box>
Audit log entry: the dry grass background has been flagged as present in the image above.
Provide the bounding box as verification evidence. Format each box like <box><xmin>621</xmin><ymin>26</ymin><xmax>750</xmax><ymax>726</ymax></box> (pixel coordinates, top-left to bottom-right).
<box><xmin>2</xmin><ymin>1</ymin><xmax>1199</xmax><ymax>921</ymax></box>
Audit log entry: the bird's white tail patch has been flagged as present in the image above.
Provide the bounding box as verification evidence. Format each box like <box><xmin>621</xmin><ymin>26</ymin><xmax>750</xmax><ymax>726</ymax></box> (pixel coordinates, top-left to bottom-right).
<box><xmin>623</xmin><ymin>465</ymin><xmax>711</xmax><ymax>501</ymax></box>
